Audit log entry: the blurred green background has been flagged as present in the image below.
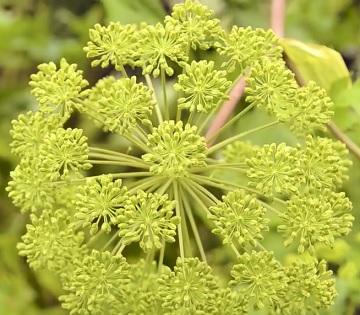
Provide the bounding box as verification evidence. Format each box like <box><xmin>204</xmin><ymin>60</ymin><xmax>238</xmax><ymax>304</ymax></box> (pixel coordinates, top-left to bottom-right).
<box><xmin>0</xmin><ymin>0</ymin><xmax>359</xmax><ymax>314</ymax></box>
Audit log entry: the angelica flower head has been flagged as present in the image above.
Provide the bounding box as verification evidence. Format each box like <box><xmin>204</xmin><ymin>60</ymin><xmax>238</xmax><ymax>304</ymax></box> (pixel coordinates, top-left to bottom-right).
<box><xmin>84</xmin><ymin>22</ymin><xmax>139</xmax><ymax>70</ymax></box>
<box><xmin>6</xmin><ymin>1</ymin><xmax>354</xmax><ymax>314</ymax></box>
<box><xmin>74</xmin><ymin>174</ymin><xmax>128</xmax><ymax>235</ymax></box>
<box><xmin>174</xmin><ymin>60</ymin><xmax>231</xmax><ymax>113</ymax></box>
<box><xmin>17</xmin><ymin>209</ymin><xmax>86</xmax><ymax>273</ymax></box>
<box><xmin>118</xmin><ymin>190</ymin><xmax>179</xmax><ymax>252</ymax></box>
<box><xmin>278</xmin><ymin>189</ymin><xmax>353</xmax><ymax>254</ymax></box>
<box><xmin>142</xmin><ymin>120</ymin><xmax>207</xmax><ymax>177</ymax></box>
<box><xmin>165</xmin><ymin>0</ymin><xmax>225</xmax><ymax>50</ymax></box>
<box><xmin>209</xmin><ymin>189</ymin><xmax>269</xmax><ymax>246</ymax></box>
<box><xmin>95</xmin><ymin>76</ymin><xmax>155</xmax><ymax>134</ymax></box>
<box><xmin>158</xmin><ymin>257</ymin><xmax>218</xmax><ymax>313</ymax></box>
<box><xmin>29</xmin><ymin>58</ymin><xmax>89</xmax><ymax>121</ymax></box>
<box><xmin>230</xmin><ymin>251</ymin><xmax>288</xmax><ymax>310</ymax></box>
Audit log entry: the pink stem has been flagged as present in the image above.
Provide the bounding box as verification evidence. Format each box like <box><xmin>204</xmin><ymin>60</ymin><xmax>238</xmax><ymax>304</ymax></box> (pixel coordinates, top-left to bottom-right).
<box><xmin>205</xmin><ymin>0</ymin><xmax>286</xmax><ymax>147</ymax></box>
<box><xmin>271</xmin><ymin>0</ymin><xmax>286</xmax><ymax>38</ymax></box>
<box><xmin>205</xmin><ymin>77</ymin><xmax>247</xmax><ymax>146</ymax></box>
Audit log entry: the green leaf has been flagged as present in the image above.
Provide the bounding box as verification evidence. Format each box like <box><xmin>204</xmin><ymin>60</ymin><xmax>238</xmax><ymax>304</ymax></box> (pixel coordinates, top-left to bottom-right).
<box><xmin>282</xmin><ymin>38</ymin><xmax>360</xmax><ymax>132</ymax></box>
<box><xmin>101</xmin><ymin>0</ymin><xmax>166</xmax><ymax>25</ymax></box>
<box><xmin>281</xmin><ymin>38</ymin><xmax>351</xmax><ymax>92</ymax></box>
<box><xmin>331</xmin><ymin>78</ymin><xmax>360</xmax><ymax>130</ymax></box>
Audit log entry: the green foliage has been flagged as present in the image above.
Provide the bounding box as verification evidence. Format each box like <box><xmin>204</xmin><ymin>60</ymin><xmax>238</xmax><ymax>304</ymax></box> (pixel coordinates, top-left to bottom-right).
<box><xmin>5</xmin><ymin>1</ymin><xmax>358</xmax><ymax>314</ymax></box>
<box><xmin>101</xmin><ymin>0</ymin><xmax>165</xmax><ymax>25</ymax></box>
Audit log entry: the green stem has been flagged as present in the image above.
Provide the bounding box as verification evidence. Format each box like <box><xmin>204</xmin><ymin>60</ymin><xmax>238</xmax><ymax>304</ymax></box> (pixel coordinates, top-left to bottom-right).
<box><xmin>259</xmin><ymin>200</ymin><xmax>283</xmax><ymax>215</ymax></box>
<box><xmin>111</xmin><ymin>171</ymin><xmax>153</xmax><ymax>179</ymax></box>
<box><xmin>194</xmin><ymin>112</ymin><xmax>205</xmax><ymax>128</ymax></box>
<box><xmin>178</xmin><ymin>184</ymin><xmax>193</xmax><ymax>258</ymax></box>
<box><xmin>175</xmin><ymin>44</ymin><xmax>191</xmax><ymax>122</ymax></box>
<box><xmin>144</xmin><ymin>248</ymin><xmax>156</xmax><ymax>270</ymax></box>
<box><xmin>158</xmin><ymin>239</ymin><xmax>166</xmax><ymax>274</ymax></box>
<box><xmin>101</xmin><ymin>232</ymin><xmax>119</xmax><ymax>252</ymax></box>
<box><xmin>86</xmin><ymin>229</ymin><xmax>105</xmax><ymax>247</ymax></box>
<box><xmin>176</xmin><ymin>107</ymin><xmax>182</xmax><ymax>122</ymax></box>
<box><xmin>181</xmin><ymin>187</ymin><xmax>207</xmax><ymax>263</ymax></box>
<box><xmin>189</xmin><ymin>173</ymin><xmax>232</xmax><ymax>191</ymax></box>
<box><xmin>207</xmin><ymin>102</ymin><xmax>256</xmax><ymax>145</ymax></box>
<box><xmin>114</xmin><ymin>242</ymin><xmax>126</xmax><ymax>256</ymax></box>
<box><xmin>181</xmin><ymin>180</ymin><xmax>240</xmax><ymax>261</ymax></box>
<box><xmin>187</xmin><ymin>111</ymin><xmax>195</xmax><ymax>125</ymax></box>
<box><xmin>190</xmin><ymin>173</ymin><xmax>287</xmax><ymax>206</ymax></box>
<box><xmin>134</xmin><ymin>125</ymin><xmax>150</xmax><ymax>144</ymax></box>
<box><xmin>207</xmin><ymin>120</ymin><xmax>280</xmax><ymax>154</ymax></box>
<box><xmin>124</xmin><ymin>133</ymin><xmax>152</xmax><ymax>153</ymax></box>
<box><xmin>161</xmin><ymin>68</ymin><xmax>169</xmax><ymax>120</ymax></box>
<box><xmin>127</xmin><ymin>176</ymin><xmax>165</xmax><ymax>194</ymax></box>
<box><xmin>145</xmin><ymin>73</ymin><xmax>163</xmax><ymax>125</ymax></box>
<box><xmin>87</xmin><ymin>160</ymin><xmax>148</xmax><ymax>168</ymax></box>
<box><xmin>174</xmin><ymin>181</ymin><xmax>185</xmax><ymax>260</ymax></box>
<box><xmin>118</xmin><ymin>65</ymin><xmax>129</xmax><ymax>78</ymax></box>
<box><xmin>255</xmin><ymin>242</ymin><xmax>267</xmax><ymax>252</ymax></box>
<box><xmin>190</xmin><ymin>163</ymin><xmax>247</xmax><ymax>174</ymax></box>
<box><xmin>89</xmin><ymin>147</ymin><xmax>145</xmax><ymax>162</ymax></box>
<box><xmin>185</xmin><ymin>178</ymin><xmax>219</xmax><ymax>205</ymax></box>
<box><xmin>74</xmin><ymin>98</ymin><xmax>106</xmax><ymax>125</ymax></box>
<box><xmin>88</xmin><ymin>153</ymin><xmax>148</xmax><ymax>168</ymax></box>
<box><xmin>180</xmin><ymin>181</ymin><xmax>211</xmax><ymax>216</ymax></box>
<box><xmin>155</xmin><ymin>178</ymin><xmax>174</xmax><ymax>195</ymax></box>
<box><xmin>197</xmin><ymin>108</ymin><xmax>217</xmax><ymax>135</ymax></box>
<box><xmin>230</xmin><ymin>243</ymin><xmax>241</xmax><ymax>258</ymax></box>
<box><xmin>180</xmin><ymin>181</ymin><xmax>216</xmax><ymax>232</ymax></box>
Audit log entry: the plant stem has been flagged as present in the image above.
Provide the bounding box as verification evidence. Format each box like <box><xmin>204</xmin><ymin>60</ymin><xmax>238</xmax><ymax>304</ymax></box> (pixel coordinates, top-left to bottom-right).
<box><xmin>327</xmin><ymin>121</ymin><xmax>360</xmax><ymax>159</ymax></box>
<box><xmin>89</xmin><ymin>147</ymin><xmax>144</xmax><ymax>161</ymax></box>
<box><xmin>124</xmin><ymin>133</ymin><xmax>152</xmax><ymax>153</ymax></box>
<box><xmin>207</xmin><ymin>120</ymin><xmax>280</xmax><ymax>154</ymax></box>
<box><xmin>111</xmin><ymin>171</ymin><xmax>153</xmax><ymax>179</ymax></box>
<box><xmin>205</xmin><ymin>76</ymin><xmax>247</xmax><ymax>146</ymax></box>
<box><xmin>127</xmin><ymin>176</ymin><xmax>165</xmax><ymax>194</ymax></box>
<box><xmin>101</xmin><ymin>232</ymin><xmax>119</xmax><ymax>252</ymax></box>
<box><xmin>178</xmin><ymin>184</ymin><xmax>192</xmax><ymax>258</ymax></box>
<box><xmin>185</xmin><ymin>178</ymin><xmax>219</xmax><ymax>205</ymax></box>
<box><xmin>206</xmin><ymin>102</ymin><xmax>256</xmax><ymax>146</ymax></box>
<box><xmin>88</xmin><ymin>152</ymin><xmax>148</xmax><ymax>168</ymax></box>
<box><xmin>190</xmin><ymin>173</ymin><xmax>287</xmax><ymax>206</ymax></box>
<box><xmin>174</xmin><ymin>181</ymin><xmax>185</xmax><ymax>260</ymax></box>
<box><xmin>161</xmin><ymin>68</ymin><xmax>169</xmax><ymax>120</ymax></box>
<box><xmin>158</xmin><ymin>240</ymin><xmax>166</xmax><ymax>273</ymax></box>
<box><xmin>271</xmin><ymin>0</ymin><xmax>286</xmax><ymax>38</ymax></box>
<box><xmin>87</xmin><ymin>160</ymin><xmax>147</xmax><ymax>168</ymax></box>
<box><xmin>145</xmin><ymin>73</ymin><xmax>163</xmax><ymax>124</ymax></box>
<box><xmin>182</xmin><ymin>191</ymin><xmax>207</xmax><ymax>263</ymax></box>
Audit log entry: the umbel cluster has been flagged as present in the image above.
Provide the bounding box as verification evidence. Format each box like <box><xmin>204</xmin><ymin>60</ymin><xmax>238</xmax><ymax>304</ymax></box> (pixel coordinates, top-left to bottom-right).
<box><xmin>7</xmin><ymin>0</ymin><xmax>353</xmax><ymax>314</ymax></box>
